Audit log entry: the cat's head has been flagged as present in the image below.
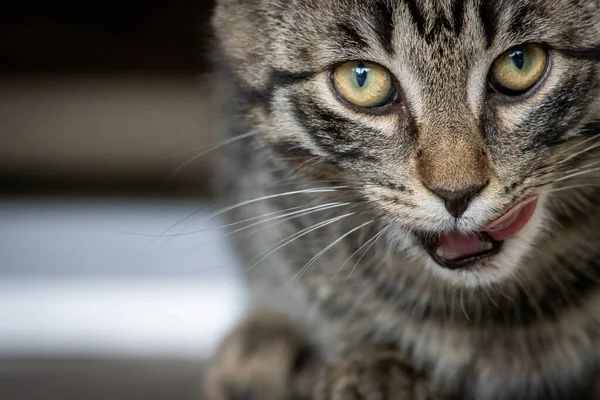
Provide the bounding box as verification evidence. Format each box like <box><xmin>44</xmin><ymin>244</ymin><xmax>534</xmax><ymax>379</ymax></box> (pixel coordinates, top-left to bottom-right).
<box><xmin>213</xmin><ymin>0</ymin><xmax>600</xmax><ymax>285</ymax></box>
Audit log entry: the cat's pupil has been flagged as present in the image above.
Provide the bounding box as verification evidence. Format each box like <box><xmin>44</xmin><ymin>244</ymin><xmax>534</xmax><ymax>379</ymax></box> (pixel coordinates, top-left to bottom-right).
<box><xmin>355</xmin><ymin>63</ymin><xmax>369</xmax><ymax>87</ymax></box>
<box><xmin>510</xmin><ymin>49</ymin><xmax>526</xmax><ymax>70</ymax></box>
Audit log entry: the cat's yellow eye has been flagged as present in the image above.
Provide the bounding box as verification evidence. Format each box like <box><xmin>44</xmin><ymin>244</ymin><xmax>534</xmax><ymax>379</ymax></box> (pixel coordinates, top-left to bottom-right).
<box><xmin>490</xmin><ymin>44</ymin><xmax>548</xmax><ymax>95</ymax></box>
<box><xmin>332</xmin><ymin>61</ymin><xmax>394</xmax><ymax>108</ymax></box>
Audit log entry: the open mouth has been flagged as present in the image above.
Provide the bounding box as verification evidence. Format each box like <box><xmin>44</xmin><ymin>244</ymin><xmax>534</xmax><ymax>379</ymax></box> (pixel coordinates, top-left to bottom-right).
<box><xmin>420</xmin><ymin>197</ymin><xmax>539</xmax><ymax>270</ymax></box>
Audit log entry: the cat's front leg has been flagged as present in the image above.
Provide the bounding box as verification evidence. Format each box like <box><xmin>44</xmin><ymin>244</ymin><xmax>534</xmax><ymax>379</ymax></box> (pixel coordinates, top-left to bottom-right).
<box><xmin>203</xmin><ymin>310</ymin><xmax>320</xmax><ymax>400</ymax></box>
<box><xmin>315</xmin><ymin>350</ymin><xmax>445</xmax><ymax>400</ymax></box>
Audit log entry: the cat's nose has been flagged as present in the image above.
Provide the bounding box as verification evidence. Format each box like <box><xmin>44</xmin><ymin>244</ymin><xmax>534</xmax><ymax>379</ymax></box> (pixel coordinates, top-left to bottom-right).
<box><xmin>428</xmin><ymin>184</ymin><xmax>487</xmax><ymax>218</ymax></box>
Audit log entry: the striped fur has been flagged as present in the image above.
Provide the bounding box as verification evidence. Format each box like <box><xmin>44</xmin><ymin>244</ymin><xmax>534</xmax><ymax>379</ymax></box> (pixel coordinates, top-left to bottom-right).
<box><xmin>210</xmin><ymin>0</ymin><xmax>600</xmax><ymax>399</ymax></box>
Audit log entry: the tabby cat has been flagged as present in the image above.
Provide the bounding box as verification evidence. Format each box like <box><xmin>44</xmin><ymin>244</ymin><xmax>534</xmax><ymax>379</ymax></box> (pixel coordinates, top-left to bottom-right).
<box><xmin>204</xmin><ymin>0</ymin><xmax>600</xmax><ymax>399</ymax></box>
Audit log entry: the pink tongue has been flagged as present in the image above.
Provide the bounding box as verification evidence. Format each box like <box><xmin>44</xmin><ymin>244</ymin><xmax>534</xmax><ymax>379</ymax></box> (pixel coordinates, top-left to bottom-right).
<box><xmin>434</xmin><ymin>197</ymin><xmax>539</xmax><ymax>262</ymax></box>
<box><xmin>437</xmin><ymin>232</ymin><xmax>491</xmax><ymax>261</ymax></box>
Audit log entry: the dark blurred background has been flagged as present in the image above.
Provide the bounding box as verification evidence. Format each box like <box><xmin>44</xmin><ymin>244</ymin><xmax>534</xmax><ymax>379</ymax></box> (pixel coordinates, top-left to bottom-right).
<box><xmin>0</xmin><ymin>2</ymin><xmax>249</xmax><ymax>399</ymax></box>
<box><xmin>1</xmin><ymin>1</ymin><xmax>214</xmax><ymax>76</ymax></box>
<box><xmin>1</xmin><ymin>0</ymin><xmax>217</xmax><ymax>197</ymax></box>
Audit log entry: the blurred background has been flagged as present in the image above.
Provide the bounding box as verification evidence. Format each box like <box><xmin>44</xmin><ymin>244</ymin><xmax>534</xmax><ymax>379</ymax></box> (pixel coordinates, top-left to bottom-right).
<box><xmin>0</xmin><ymin>1</ymin><xmax>249</xmax><ymax>399</ymax></box>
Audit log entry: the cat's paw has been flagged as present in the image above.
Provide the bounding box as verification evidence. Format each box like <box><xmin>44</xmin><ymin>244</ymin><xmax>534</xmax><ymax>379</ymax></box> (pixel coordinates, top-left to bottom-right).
<box><xmin>203</xmin><ymin>312</ymin><xmax>319</xmax><ymax>400</ymax></box>
<box><xmin>315</xmin><ymin>351</ymin><xmax>439</xmax><ymax>400</ymax></box>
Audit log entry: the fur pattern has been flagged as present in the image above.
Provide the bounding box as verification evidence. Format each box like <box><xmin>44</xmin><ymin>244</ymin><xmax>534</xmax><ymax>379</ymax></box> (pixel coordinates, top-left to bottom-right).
<box><xmin>206</xmin><ymin>1</ymin><xmax>600</xmax><ymax>399</ymax></box>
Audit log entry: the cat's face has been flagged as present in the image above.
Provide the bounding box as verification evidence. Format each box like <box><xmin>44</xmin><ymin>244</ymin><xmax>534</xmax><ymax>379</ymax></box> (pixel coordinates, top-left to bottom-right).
<box><xmin>214</xmin><ymin>0</ymin><xmax>600</xmax><ymax>284</ymax></box>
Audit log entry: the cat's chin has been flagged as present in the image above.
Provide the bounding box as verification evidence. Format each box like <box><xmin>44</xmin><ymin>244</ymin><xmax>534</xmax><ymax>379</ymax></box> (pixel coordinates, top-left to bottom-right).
<box><xmin>415</xmin><ymin>196</ymin><xmax>540</xmax><ymax>273</ymax></box>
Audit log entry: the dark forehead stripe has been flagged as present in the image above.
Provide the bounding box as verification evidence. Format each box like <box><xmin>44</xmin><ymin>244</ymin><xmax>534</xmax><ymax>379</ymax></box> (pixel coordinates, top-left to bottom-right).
<box><xmin>403</xmin><ymin>0</ymin><xmax>426</xmax><ymax>36</ymax></box>
<box><xmin>399</xmin><ymin>0</ymin><xmax>465</xmax><ymax>44</ymax></box>
<box><xmin>371</xmin><ymin>0</ymin><xmax>396</xmax><ymax>54</ymax></box>
<box><xmin>562</xmin><ymin>44</ymin><xmax>600</xmax><ymax>62</ymax></box>
<box><xmin>334</xmin><ymin>21</ymin><xmax>370</xmax><ymax>50</ymax></box>
<box><xmin>478</xmin><ymin>0</ymin><xmax>500</xmax><ymax>48</ymax></box>
<box><xmin>217</xmin><ymin>32</ymin><xmax>313</xmax><ymax>89</ymax></box>
<box><xmin>507</xmin><ymin>3</ymin><xmax>544</xmax><ymax>39</ymax></box>
<box><xmin>332</xmin><ymin>0</ymin><xmax>468</xmax><ymax>53</ymax></box>
<box><xmin>238</xmin><ymin>68</ymin><xmax>315</xmax><ymax>113</ymax></box>
<box><xmin>451</xmin><ymin>0</ymin><xmax>465</xmax><ymax>36</ymax></box>
<box><xmin>427</xmin><ymin>14</ymin><xmax>455</xmax><ymax>44</ymax></box>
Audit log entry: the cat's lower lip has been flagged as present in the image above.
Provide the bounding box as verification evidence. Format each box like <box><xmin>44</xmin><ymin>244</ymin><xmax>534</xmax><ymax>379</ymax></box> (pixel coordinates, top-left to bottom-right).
<box><xmin>420</xmin><ymin>196</ymin><xmax>539</xmax><ymax>270</ymax></box>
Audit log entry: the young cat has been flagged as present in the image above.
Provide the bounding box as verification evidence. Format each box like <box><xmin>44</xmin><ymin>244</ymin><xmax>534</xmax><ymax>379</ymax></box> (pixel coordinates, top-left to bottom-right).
<box><xmin>204</xmin><ymin>0</ymin><xmax>600</xmax><ymax>399</ymax></box>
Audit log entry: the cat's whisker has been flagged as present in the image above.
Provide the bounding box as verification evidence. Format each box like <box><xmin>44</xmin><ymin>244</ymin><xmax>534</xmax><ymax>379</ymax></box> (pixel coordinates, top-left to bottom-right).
<box><xmin>330</xmin><ymin>226</ymin><xmax>388</xmax><ymax>284</ymax></box>
<box><xmin>531</xmin><ymin>141</ymin><xmax>600</xmax><ymax>180</ymax></box>
<box><xmin>189</xmin><ymin>203</ymin><xmax>360</xmax><ymax>255</ymax></box>
<box><xmin>545</xmin><ymin>158</ymin><xmax>600</xmax><ymax>180</ymax></box>
<box><xmin>555</xmin><ymin>137</ymin><xmax>600</xmax><ymax>165</ymax></box>
<box><xmin>531</xmin><ymin>164</ymin><xmax>600</xmax><ymax>190</ymax></box>
<box><xmin>228</xmin><ymin>202</ymin><xmax>350</xmax><ymax>238</ymax></box>
<box><xmin>245</xmin><ymin>213</ymin><xmax>354</xmax><ymax>272</ymax></box>
<box><xmin>220</xmin><ymin>204</ymin><xmax>308</xmax><ymax>228</ymax></box>
<box><xmin>168</xmin><ymin>131</ymin><xmax>258</xmax><ymax>180</ymax></box>
<box><xmin>180</xmin><ymin>186</ymin><xmax>347</xmax><ymax>228</ymax></box>
<box><xmin>151</xmin><ymin>180</ymin><xmax>368</xmax><ymax>243</ymax></box>
<box><xmin>237</xmin><ymin>194</ymin><xmax>379</xmax><ymax>242</ymax></box>
<box><xmin>132</xmin><ymin>202</ymin><xmax>349</xmax><ymax>239</ymax></box>
<box><xmin>480</xmin><ymin>283</ymin><xmax>500</xmax><ymax>309</ymax></box>
<box><xmin>135</xmin><ymin>131</ymin><xmax>260</xmax><ymax>164</ymax></box>
<box><xmin>340</xmin><ymin>226</ymin><xmax>389</xmax><ymax>292</ymax></box>
<box><xmin>547</xmin><ymin>132</ymin><xmax>600</xmax><ymax>164</ymax></box>
<box><xmin>527</xmin><ymin>173</ymin><xmax>600</xmax><ymax>193</ymax></box>
<box><xmin>511</xmin><ymin>267</ymin><xmax>545</xmax><ymax>320</ymax></box>
<box><xmin>287</xmin><ymin>156</ymin><xmax>324</xmax><ymax>176</ymax></box>
<box><xmin>538</xmin><ymin>183</ymin><xmax>600</xmax><ymax>196</ymax></box>
<box><xmin>531</xmin><ymin>156</ymin><xmax>600</xmax><ymax>180</ymax></box>
<box><xmin>552</xmin><ymin>165</ymin><xmax>600</xmax><ymax>184</ymax></box>
<box><xmin>291</xmin><ymin>219</ymin><xmax>376</xmax><ymax>284</ymax></box>
<box><xmin>459</xmin><ymin>288</ymin><xmax>472</xmax><ymax>324</ymax></box>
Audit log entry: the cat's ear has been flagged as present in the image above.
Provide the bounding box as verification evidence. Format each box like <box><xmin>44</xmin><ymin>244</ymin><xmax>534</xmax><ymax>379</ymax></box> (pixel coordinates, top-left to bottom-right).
<box><xmin>211</xmin><ymin>0</ymin><xmax>272</xmax><ymax>79</ymax></box>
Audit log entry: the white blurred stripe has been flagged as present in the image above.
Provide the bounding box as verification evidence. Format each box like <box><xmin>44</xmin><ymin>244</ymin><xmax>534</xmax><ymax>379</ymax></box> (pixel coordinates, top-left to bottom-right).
<box><xmin>0</xmin><ymin>198</ymin><xmax>249</xmax><ymax>358</ymax></box>
<box><xmin>0</xmin><ymin>276</ymin><xmax>248</xmax><ymax>358</ymax></box>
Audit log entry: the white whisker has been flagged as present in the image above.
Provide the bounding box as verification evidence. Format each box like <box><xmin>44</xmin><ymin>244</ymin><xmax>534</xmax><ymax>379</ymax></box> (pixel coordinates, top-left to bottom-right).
<box><xmin>557</xmin><ymin>136</ymin><xmax>600</xmax><ymax>165</ymax></box>
<box><xmin>550</xmin><ymin>158</ymin><xmax>600</xmax><ymax>179</ymax></box>
<box><xmin>169</xmin><ymin>131</ymin><xmax>258</xmax><ymax>179</ymax></box>
<box><xmin>555</xmin><ymin>133</ymin><xmax>600</xmax><ymax>160</ymax></box>
<box><xmin>128</xmin><ymin>202</ymin><xmax>349</xmax><ymax>239</ymax></box>
<box><xmin>208</xmin><ymin>187</ymin><xmax>345</xmax><ymax>218</ymax></box>
<box><xmin>219</xmin><ymin>205</ymin><xmax>307</xmax><ymax>228</ymax></box>
<box><xmin>153</xmin><ymin>181</ymin><xmax>354</xmax><ymax>241</ymax></box>
<box><xmin>540</xmin><ymin>183</ymin><xmax>600</xmax><ymax>196</ymax></box>
<box><xmin>288</xmin><ymin>156</ymin><xmax>322</xmax><ymax>176</ymax></box>
<box><xmin>290</xmin><ymin>219</ymin><xmax>375</xmax><ymax>284</ymax></box>
<box><xmin>341</xmin><ymin>226</ymin><xmax>389</xmax><ymax>291</ymax></box>
<box><xmin>228</xmin><ymin>202</ymin><xmax>349</xmax><ymax>238</ymax></box>
<box><xmin>331</xmin><ymin>225</ymin><xmax>389</xmax><ymax>284</ymax></box>
<box><xmin>245</xmin><ymin>213</ymin><xmax>354</xmax><ymax>272</ymax></box>
<box><xmin>553</xmin><ymin>165</ymin><xmax>600</xmax><ymax>183</ymax></box>
<box><xmin>157</xmin><ymin>187</ymin><xmax>347</xmax><ymax>243</ymax></box>
<box><xmin>460</xmin><ymin>288</ymin><xmax>472</xmax><ymax>324</ymax></box>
